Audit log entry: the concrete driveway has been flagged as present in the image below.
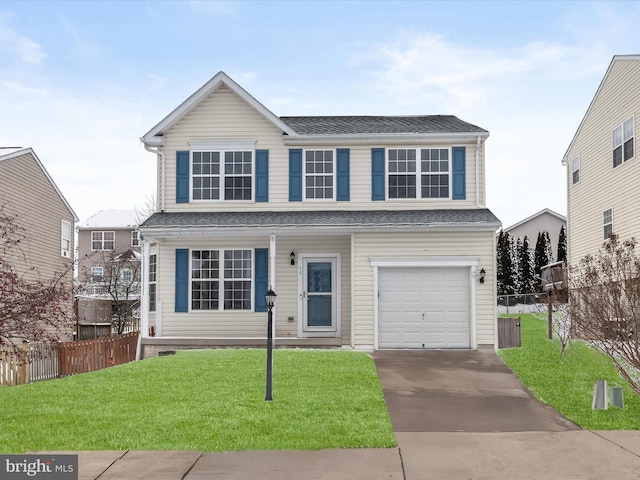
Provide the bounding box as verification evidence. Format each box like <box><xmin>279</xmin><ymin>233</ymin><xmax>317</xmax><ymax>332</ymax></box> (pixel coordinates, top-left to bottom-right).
<box><xmin>372</xmin><ymin>348</ymin><xmax>579</xmax><ymax>432</ymax></box>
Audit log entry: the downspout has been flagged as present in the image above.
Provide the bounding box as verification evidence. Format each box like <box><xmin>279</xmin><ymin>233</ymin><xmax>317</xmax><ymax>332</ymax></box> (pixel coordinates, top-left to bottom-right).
<box><xmin>476</xmin><ymin>136</ymin><xmax>481</xmax><ymax>206</ymax></box>
<box><xmin>143</xmin><ymin>143</ymin><xmax>166</xmax><ymax>212</ymax></box>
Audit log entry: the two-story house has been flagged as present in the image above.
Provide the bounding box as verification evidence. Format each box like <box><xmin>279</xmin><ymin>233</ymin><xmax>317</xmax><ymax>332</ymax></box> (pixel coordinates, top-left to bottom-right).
<box><xmin>0</xmin><ymin>147</ymin><xmax>78</xmax><ymax>338</ymax></box>
<box><xmin>76</xmin><ymin>210</ymin><xmax>141</xmax><ymax>335</ymax></box>
<box><xmin>503</xmin><ymin>208</ymin><xmax>566</xmax><ymax>261</ymax></box>
<box><xmin>138</xmin><ymin>72</ymin><xmax>500</xmax><ymax>357</ymax></box>
<box><xmin>563</xmin><ymin>55</ymin><xmax>640</xmax><ymax>266</ymax></box>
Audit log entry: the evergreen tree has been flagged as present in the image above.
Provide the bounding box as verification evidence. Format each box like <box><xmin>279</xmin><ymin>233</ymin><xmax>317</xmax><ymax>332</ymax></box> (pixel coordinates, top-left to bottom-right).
<box><xmin>514</xmin><ymin>237</ymin><xmax>523</xmax><ymax>293</ymax></box>
<box><xmin>557</xmin><ymin>225</ymin><xmax>567</xmax><ymax>263</ymax></box>
<box><xmin>535</xmin><ymin>230</ymin><xmax>554</xmax><ymax>290</ymax></box>
<box><xmin>496</xmin><ymin>230</ymin><xmax>504</xmax><ymax>294</ymax></box>
<box><xmin>543</xmin><ymin>230</ymin><xmax>553</xmax><ymax>264</ymax></box>
<box><xmin>519</xmin><ymin>235</ymin><xmax>536</xmax><ymax>293</ymax></box>
<box><xmin>498</xmin><ymin>231</ymin><xmax>517</xmax><ymax>295</ymax></box>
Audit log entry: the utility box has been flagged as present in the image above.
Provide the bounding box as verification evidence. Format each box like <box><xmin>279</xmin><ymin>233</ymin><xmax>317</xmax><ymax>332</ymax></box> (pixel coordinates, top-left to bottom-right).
<box><xmin>609</xmin><ymin>386</ymin><xmax>624</xmax><ymax>408</ymax></box>
<box><xmin>592</xmin><ymin>379</ymin><xmax>608</xmax><ymax>410</ymax></box>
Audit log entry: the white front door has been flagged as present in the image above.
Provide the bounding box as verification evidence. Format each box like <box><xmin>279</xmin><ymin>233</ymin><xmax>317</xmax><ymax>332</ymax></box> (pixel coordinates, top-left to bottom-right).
<box><xmin>300</xmin><ymin>256</ymin><xmax>338</xmax><ymax>336</ymax></box>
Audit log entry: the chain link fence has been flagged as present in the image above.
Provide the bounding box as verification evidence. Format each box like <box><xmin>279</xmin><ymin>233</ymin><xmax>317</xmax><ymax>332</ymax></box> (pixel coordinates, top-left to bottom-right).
<box><xmin>497</xmin><ymin>292</ymin><xmax>549</xmax><ymax>315</ymax></box>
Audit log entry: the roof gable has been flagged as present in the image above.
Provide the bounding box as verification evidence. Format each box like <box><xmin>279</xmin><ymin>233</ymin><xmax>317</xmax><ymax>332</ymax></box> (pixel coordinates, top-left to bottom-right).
<box><xmin>0</xmin><ymin>147</ymin><xmax>79</xmax><ymax>222</ymax></box>
<box><xmin>504</xmin><ymin>208</ymin><xmax>566</xmax><ymax>233</ymax></box>
<box><xmin>141</xmin><ymin>71</ymin><xmax>296</xmax><ymax>146</ymax></box>
<box><xmin>563</xmin><ymin>55</ymin><xmax>640</xmax><ymax>163</ymax></box>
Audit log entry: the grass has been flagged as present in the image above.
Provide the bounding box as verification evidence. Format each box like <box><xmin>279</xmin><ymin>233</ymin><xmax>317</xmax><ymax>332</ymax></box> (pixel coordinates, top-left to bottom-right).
<box><xmin>499</xmin><ymin>313</ymin><xmax>640</xmax><ymax>429</ymax></box>
<box><xmin>0</xmin><ymin>349</ymin><xmax>396</xmax><ymax>453</ymax></box>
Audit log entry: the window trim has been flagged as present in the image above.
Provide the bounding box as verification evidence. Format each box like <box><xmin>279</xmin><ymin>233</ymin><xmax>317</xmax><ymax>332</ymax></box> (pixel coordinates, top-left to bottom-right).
<box><xmin>303</xmin><ymin>149</ymin><xmax>336</xmax><ymax>201</ymax></box>
<box><xmin>91</xmin><ymin>266</ymin><xmax>104</xmax><ymax>282</ymax></box>
<box><xmin>612</xmin><ymin>115</ymin><xmax>634</xmax><ymax>168</ymax></box>
<box><xmin>603</xmin><ymin>208</ymin><xmax>613</xmax><ymax>240</ymax></box>
<box><xmin>571</xmin><ymin>156</ymin><xmax>580</xmax><ymax>185</ymax></box>
<box><xmin>91</xmin><ymin>231</ymin><xmax>115</xmax><ymax>251</ymax></box>
<box><xmin>189</xmin><ymin>248</ymin><xmax>254</xmax><ymax>312</ymax></box>
<box><xmin>190</xmin><ymin>149</ymin><xmax>255</xmax><ymax>203</ymax></box>
<box><xmin>61</xmin><ymin>220</ymin><xmax>72</xmax><ymax>258</ymax></box>
<box><xmin>386</xmin><ymin>147</ymin><xmax>452</xmax><ymax>200</ymax></box>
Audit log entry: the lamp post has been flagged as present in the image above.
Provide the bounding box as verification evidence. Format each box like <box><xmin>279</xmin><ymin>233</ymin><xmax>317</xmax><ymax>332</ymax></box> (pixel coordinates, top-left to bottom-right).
<box><xmin>265</xmin><ymin>288</ymin><xmax>276</xmax><ymax>402</ymax></box>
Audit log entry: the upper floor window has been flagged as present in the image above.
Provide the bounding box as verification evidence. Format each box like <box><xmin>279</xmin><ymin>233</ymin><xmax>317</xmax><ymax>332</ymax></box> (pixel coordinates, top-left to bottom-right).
<box><xmin>191</xmin><ymin>249</ymin><xmax>252</xmax><ymax>311</ymax></box>
<box><xmin>603</xmin><ymin>208</ymin><xmax>613</xmax><ymax>239</ymax></box>
<box><xmin>92</xmin><ymin>231</ymin><xmax>115</xmax><ymax>250</ymax></box>
<box><xmin>571</xmin><ymin>156</ymin><xmax>580</xmax><ymax>185</ymax></box>
<box><xmin>149</xmin><ymin>254</ymin><xmax>157</xmax><ymax>312</ymax></box>
<box><xmin>61</xmin><ymin>220</ymin><xmax>72</xmax><ymax>258</ymax></box>
<box><xmin>120</xmin><ymin>269</ymin><xmax>133</xmax><ymax>283</ymax></box>
<box><xmin>192</xmin><ymin>150</ymin><xmax>253</xmax><ymax>201</ymax></box>
<box><xmin>304</xmin><ymin>150</ymin><xmax>334</xmax><ymax>200</ymax></box>
<box><xmin>131</xmin><ymin>231</ymin><xmax>140</xmax><ymax>247</ymax></box>
<box><xmin>388</xmin><ymin>148</ymin><xmax>449</xmax><ymax>199</ymax></box>
<box><xmin>613</xmin><ymin>117</ymin><xmax>634</xmax><ymax>168</ymax></box>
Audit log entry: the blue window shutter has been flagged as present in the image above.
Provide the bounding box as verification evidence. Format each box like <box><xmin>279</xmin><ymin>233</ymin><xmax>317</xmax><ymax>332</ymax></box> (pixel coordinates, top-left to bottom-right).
<box><xmin>176</xmin><ymin>151</ymin><xmax>190</xmax><ymax>204</ymax></box>
<box><xmin>289</xmin><ymin>149</ymin><xmax>302</xmax><ymax>201</ymax></box>
<box><xmin>336</xmin><ymin>148</ymin><xmax>350</xmax><ymax>201</ymax></box>
<box><xmin>255</xmin><ymin>150</ymin><xmax>269</xmax><ymax>202</ymax></box>
<box><xmin>371</xmin><ymin>148</ymin><xmax>385</xmax><ymax>201</ymax></box>
<box><xmin>452</xmin><ymin>147</ymin><xmax>466</xmax><ymax>200</ymax></box>
<box><xmin>175</xmin><ymin>249</ymin><xmax>189</xmax><ymax>312</ymax></box>
<box><xmin>254</xmin><ymin>248</ymin><xmax>268</xmax><ymax>312</ymax></box>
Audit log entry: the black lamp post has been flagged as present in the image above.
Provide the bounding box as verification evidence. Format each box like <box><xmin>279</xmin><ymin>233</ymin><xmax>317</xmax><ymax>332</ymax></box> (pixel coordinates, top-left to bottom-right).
<box><xmin>265</xmin><ymin>288</ymin><xmax>277</xmax><ymax>401</ymax></box>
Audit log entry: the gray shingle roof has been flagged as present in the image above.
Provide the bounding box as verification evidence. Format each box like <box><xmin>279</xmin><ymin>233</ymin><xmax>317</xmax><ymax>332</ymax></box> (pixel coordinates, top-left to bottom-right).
<box><xmin>140</xmin><ymin>209</ymin><xmax>500</xmax><ymax>230</ymax></box>
<box><xmin>280</xmin><ymin>116</ymin><xmax>487</xmax><ymax>136</ymax></box>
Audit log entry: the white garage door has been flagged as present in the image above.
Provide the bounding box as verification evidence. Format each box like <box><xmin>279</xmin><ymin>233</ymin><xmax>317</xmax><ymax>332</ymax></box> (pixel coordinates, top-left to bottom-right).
<box><xmin>378</xmin><ymin>267</ymin><xmax>471</xmax><ymax>349</ymax></box>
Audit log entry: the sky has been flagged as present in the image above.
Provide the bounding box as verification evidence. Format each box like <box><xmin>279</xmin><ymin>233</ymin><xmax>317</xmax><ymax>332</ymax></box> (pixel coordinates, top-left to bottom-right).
<box><xmin>1</xmin><ymin>0</ymin><xmax>639</xmax><ymax>228</ymax></box>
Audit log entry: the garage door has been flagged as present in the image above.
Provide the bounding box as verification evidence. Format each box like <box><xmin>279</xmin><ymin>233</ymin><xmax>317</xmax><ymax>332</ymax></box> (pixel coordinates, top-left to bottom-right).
<box><xmin>378</xmin><ymin>267</ymin><xmax>471</xmax><ymax>349</ymax></box>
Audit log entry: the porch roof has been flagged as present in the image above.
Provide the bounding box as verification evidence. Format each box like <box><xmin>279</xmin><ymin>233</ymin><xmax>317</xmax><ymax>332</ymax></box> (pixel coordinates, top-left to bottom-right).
<box><xmin>139</xmin><ymin>209</ymin><xmax>501</xmax><ymax>238</ymax></box>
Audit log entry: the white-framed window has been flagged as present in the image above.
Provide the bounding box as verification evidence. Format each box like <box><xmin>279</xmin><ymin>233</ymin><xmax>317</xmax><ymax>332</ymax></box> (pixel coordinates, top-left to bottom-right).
<box><xmin>91</xmin><ymin>266</ymin><xmax>104</xmax><ymax>282</ymax></box>
<box><xmin>149</xmin><ymin>254</ymin><xmax>157</xmax><ymax>312</ymax></box>
<box><xmin>131</xmin><ymin>230</ymin><xmax>140</xmax><ymax>247</ymax></box>
<box><xmin>61</xmin><ymin>220</ymin><xmax>72</xmax><ymax>258</ymax></box>
<box><xmin>613</xmin><ymin>116</ymin><xmax>634</xmax><ymax>168</ymax></box>
<box><xmin>603</xmin><ymin>208</ymin><xmax>613</xmax><ymax>240</ymax></box>
<box><xmin>571</xmin><ymin>156</ymin><xmax>580</xmax><ymax>185</ymax></box>
<box><xmin>192</xmin><ymin>150</ymin><xmax>253</xmax><ymax>201</ymax></box>
<box><xmin>120</xmin><ymin>269</ymin><xmax>133</xmax><ymax>283</ymax></box>
<box><xmin>191</xmin><ymin>249</ymin><xmax>252</xmax><ymax>311</ymax></box>
<box><xmin>91</xmin><ymin>231</ymin><xmax>115</xmax><ymax>250</ymax></box>
<box><xmin>387</xmin><ymin>148</ymin><xmax>450</xmax><ymax>199</ymax></box>
<box><xmin>304</xmin><ymin>150</ymin><xmax>334</xmax><ymax>200</ymax></box>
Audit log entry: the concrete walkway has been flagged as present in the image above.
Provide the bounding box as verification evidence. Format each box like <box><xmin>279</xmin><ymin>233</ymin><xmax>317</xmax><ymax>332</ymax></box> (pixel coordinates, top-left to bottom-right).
<box><xmin>37</xmin><ymin>350</ymin><xmax>640</xmax><ymax>479</ymax></box>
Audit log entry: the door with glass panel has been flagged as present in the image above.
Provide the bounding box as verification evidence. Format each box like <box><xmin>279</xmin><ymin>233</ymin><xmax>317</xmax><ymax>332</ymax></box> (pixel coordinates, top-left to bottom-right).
<box><xmin>302</xmin><ymin>257</ymin><xmax>337</xmax><ymax>333</ymax></box>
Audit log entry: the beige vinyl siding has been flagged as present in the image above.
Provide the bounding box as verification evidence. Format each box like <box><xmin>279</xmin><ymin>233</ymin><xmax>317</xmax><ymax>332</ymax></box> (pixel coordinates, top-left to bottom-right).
<box><xmin>0</xmin><ymin>153</ymin><xmax>75</xmax><ymax>282</ymax></box>
<box><xmin>155</xmin><ymin>235</ymin><xmax>351</xmax><ymax>341</ymax></box>
<box><xmin>77</xmin><ymin>228</ymin><xmax>139</xmax><ymax>282</ymax></box>
<box><xmin>352</xmin><ymin>231</ymin><xmax>496</xmax><ymax>348</ymax></box>
<box><xmin>158</xmin><ymin>84</ymin><xmax>485</xmax><ymax>212</ymax></box>
<box><xmin>566</xmin><ymin>59</ymin><xmax>640</xmax><ymax>266</ymax></box>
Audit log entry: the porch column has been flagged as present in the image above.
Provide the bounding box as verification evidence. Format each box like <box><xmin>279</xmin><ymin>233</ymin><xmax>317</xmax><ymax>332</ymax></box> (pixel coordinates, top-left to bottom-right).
<box><xmin>270</xmin><ymin>234</ymin><xmax>276</xmax><ymax>337</ymax></box>
<box><xmin>140</xmin><ymin>238</ymin><xmax>150</xmax><ymax>339</ymax></box>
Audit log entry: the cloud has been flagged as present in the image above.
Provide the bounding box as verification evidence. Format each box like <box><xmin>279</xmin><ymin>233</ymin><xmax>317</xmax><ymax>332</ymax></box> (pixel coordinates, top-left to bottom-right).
<box><xmin>0</xmin><ymin>21</ymin><xmax>46</xmax><ymax>65</ymax></box>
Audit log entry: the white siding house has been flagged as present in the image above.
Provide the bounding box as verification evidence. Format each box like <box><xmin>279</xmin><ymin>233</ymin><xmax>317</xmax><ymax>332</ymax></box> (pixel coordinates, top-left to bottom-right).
<box><xmin>563</xmin><ymin>55</ymin><xmax>640</xmax><ymax>267</ymax></box>
<box><xmin>138</xmin><ymin>72</ymin><xmax>501</xmax><ymax>356</ymax></box>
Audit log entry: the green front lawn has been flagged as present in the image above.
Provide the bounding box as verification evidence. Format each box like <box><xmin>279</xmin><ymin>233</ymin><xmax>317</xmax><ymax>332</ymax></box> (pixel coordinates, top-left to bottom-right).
<box><xmin>0</xmin><ymin>349</ymin><xmax>396</xmax><ymax>453</ymax></box>
<box><xmin>499</xmin><ymin>314</ymin><xmax>640</xmax><ymax>429</ymax></box>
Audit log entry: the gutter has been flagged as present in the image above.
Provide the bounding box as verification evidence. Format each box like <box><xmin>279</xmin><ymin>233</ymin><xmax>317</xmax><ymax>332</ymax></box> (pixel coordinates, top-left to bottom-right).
<box><xmin>143</xmin><ymin>143</ymin><xmax>166</xmax><ymax>212</ymax></box>
<box><xmin>476</xmin><ymin>136</ymin><xmax>481</xmax><ymax>206</ymax></box>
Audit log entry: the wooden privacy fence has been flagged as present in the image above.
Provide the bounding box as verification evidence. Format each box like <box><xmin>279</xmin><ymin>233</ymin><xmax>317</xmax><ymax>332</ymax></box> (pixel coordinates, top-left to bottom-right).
<box><xmin>0</xmin><ymin>331</ymin><xmax>139</xmax><ymax>386</ymax></box>
<box><xmin>59</xmin><ymin>331</ymin><xmax>138</xmax><ymax>377</ymax></box>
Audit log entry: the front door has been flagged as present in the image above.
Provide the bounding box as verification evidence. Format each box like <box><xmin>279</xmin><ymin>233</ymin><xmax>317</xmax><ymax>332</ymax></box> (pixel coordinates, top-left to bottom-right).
<box><xmin>301</xmin><ymin>257</ymin><xmax>338</xmax><ymax>335</ymax></box>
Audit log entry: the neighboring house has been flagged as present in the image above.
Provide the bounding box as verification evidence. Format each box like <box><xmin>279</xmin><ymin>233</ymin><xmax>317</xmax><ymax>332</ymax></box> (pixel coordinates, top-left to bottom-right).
<box><xmin>563</xmin><ymin>55</ymin><xmax>640</xmax><ymax>267</ymax></box>
<box><xmin>503</xmin><ymin>208</ymin><xmax>566</xmax><ymax>260</ymax></box>
<box><xmin>76</xmin><ymin>210</ymin><xmax>141</xmax><ymax>333</ymax></box>
<box><xmin>138</xmin><ymin>71</ymin><xmax>501</xmax><ymax>356</ymax></box>
<box><xmin>0</xmin><ymin>147</ymin><xmax>78</xmax><ymax>337</ymax></box>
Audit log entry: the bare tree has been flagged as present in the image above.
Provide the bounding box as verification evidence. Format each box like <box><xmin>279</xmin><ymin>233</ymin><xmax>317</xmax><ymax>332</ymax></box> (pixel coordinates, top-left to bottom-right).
<box><xmin>80</xmin><ymin>248</ymin><xmax>141</xmax><ymax>335</ymax></box>
<box><xmin>568</xmin><ymin>235</ymin><xmax>640</xmax><ymax>394</ymax></box>
<box><xmin>0</xmin><ymin>206</ymin><xmax>74</xmax><ymax>359</ymax></box>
